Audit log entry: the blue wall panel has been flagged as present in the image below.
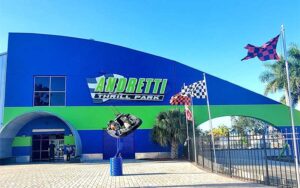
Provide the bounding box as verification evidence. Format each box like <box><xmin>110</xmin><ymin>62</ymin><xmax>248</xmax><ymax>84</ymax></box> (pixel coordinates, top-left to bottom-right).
<box><xmin>78</xmin><ymin>129</ymin><xmax>170</xmax><ymax>154</ymax></box>
<box><xmin>16</xmin><ymin>116</ymin><xmax>72</xmax><ymax>136</ymax></box>
<box><xmin>12</xmin><ymin>146</ymin><xmax>31</xmax><ymax>156</ymax></box>
<box><xmin>78</xmin><ymin>130</ymin><xmax>103</xmax><ymax>154</ymax></box>
<box><xmin>5</xmin><ymin>33</ymin><xmax>279</xmax><ymax>107</ymax></box>
<box><xmin>103</xmin><ymin>131</ymin><xmax>135</xmax><ymax>159</ymax></box>
<box><xmin>134</xmin><ymin>129</ymin><xmax>170</xmax><ymax>152</ymax></box>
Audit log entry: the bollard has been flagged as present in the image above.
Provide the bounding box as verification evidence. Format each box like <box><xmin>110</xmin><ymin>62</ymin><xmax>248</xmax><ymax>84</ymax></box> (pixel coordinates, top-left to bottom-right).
<box><xmin>110</xmin><ymin>156</ymin><xmax>123</xmax><ymax>176</ymax></box>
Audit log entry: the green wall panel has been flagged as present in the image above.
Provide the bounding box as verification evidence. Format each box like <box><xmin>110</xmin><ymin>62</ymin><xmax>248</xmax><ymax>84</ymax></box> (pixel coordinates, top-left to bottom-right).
<box><xmin>3</xmin><ymin>104</ymin><xmax>300</xmax><ymax>131</ymax></box>
<box><xmin>12</xmin><ymin>136</ymin><xmax>32</xmax><ymax>147</ymax></box>
<box><xmin>64</xmin><ymin>135</ymin><xmax>75</xmax><ymax>145</ymax></box>
<box><xmin>3</xmin><ymin>106</ymin><xmax>177</xmax><ymax>130</ymax></box>
<box><xmin>194</xmin><ymin>104</ymin><xmax>300</xmax><ymax>126</ymax></box>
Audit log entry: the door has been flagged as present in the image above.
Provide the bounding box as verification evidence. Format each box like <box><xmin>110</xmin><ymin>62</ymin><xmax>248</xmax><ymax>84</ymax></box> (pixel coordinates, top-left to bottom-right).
<box><xmin>32</xmin><ymin>135</ymin><xmax>50</xmax><ymax>161</ymax></box>
<box><xmin>31</xmin><ymin>134</ymin><xmax>64</xmax><ymax>161</ymax></box>
<box><xmin>49</xmin><ymin>135</ymin><xmax>64</xmax><ymax>161</ymax></box>
<box><xmin>103</xmin><ymin>132</ymin><xmax>135</xmax><ymax>159</ymax></box>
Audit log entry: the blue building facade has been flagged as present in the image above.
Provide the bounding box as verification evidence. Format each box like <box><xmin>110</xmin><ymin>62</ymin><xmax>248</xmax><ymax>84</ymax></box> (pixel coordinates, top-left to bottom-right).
<box><xmin>0</xmin><ymin>33</ymin><xmax>299</xmax><ymax>163</ymax></box>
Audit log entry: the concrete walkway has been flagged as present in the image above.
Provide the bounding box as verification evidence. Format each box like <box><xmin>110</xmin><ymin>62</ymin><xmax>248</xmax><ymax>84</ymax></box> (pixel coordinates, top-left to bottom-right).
<box><xmin>0</xmin><ymin>160</ymin><xmax>271</xmax><ymax>187</ymax></box>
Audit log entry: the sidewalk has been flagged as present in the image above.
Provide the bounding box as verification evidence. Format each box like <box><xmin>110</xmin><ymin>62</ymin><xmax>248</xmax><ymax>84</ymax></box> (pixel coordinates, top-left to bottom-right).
<box><xmin>0</xmin><ymin>160</ymin><xmax>272</xmax><ymax>187</ymax></box>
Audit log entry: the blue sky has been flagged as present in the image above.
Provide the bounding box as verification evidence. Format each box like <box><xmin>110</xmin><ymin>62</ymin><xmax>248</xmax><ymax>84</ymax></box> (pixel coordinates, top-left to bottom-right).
<box><xmin>0</xmin><ymin>0</ymin><xmax>299</xmax><ymax>103</ymax></box>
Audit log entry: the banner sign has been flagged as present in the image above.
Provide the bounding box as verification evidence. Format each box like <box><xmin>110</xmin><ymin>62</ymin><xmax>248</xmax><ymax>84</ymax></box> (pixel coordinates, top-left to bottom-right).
<box><xmin>87</xmin><ymin>74</ymin><xmax>168</xmax><ymax>103</ymax></box>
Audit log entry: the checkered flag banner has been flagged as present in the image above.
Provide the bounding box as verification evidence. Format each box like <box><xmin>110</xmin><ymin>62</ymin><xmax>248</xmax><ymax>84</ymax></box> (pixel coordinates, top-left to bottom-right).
<box><xmin>170</xmin><ymin>93</ymin><xmax>191</xmax><ymax>105</ymax></box>
<box><xmin>181</xmin><ymin>80</ymin><xmax>207</xmax><ymax>99</ymax></box>
<box><xmin>242</xmin><ymin>34</ymin><xmax>280</xmax><ymax>61</ymax></box>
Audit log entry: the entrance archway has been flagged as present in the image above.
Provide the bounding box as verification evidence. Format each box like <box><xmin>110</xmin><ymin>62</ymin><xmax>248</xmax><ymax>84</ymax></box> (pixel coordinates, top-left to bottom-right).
<box><xmin>0</xmin><ymin>111</ymin><xmax>82</xmax><ymax>160</ymax></box>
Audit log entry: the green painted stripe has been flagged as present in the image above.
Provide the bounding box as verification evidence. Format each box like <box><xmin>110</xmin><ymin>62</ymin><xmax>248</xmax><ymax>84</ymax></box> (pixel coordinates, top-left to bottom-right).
<box><xmin>194</xmin><ymin>104</ymin><xmax>299</xmax><ymax>126</ymax></box>
<box><xmin>64</xmin><ymin>135</ymin><xmax>75</xmax><ymax>145</ymax></box>
<box><xmin>3</xmin><ymin>104</ymin><xmax>300</xmax><ymax>130</ymax></box>
<box><xmin>12</xmin><ymin>136</ymin><xmax>32</xmax><ymax>147</ymax></box>
<box><xmin>3</xmin><ymin>106</ymin><xmax>177</xmax><ymax>130</ymax></box>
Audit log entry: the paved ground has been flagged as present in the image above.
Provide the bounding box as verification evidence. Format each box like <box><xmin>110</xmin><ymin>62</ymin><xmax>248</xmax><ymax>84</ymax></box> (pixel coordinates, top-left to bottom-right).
<box><xmin>0</xmin><ymin>160</ymin><xmax>271</xmax><ymax>188</ymax></box>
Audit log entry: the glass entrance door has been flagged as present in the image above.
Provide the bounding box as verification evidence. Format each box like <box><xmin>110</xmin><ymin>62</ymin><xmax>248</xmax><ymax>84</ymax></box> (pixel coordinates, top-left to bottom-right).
<box><xmin>32</xmin><ymin>135</ymin><xmax>50</xmax><ymax>161</ymax></box>
<box><xmin>32</xmin><ymin>134</ymin><xmax>64</xmax><ymax>162</ymax></box>
<box><xmin>49</xmin><ymin>135</ymin><xmax>64</xmax><ymax>161</ymax></box>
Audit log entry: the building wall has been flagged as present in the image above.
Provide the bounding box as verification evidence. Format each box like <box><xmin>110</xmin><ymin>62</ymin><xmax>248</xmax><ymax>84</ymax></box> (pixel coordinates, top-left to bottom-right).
<box><xmin>11</xmin><ymin>116</ymin><xmax>73</xmax><ymax>162</ymax></box>
<box><xmin>3</xmin><ymin>33</ymin><xmax>300</xmax><ymax>161</ymax></box>
<box><xmin>5</xmin><ymin>33</ymin><xmax>280</xmax><ymax>107</ymax></box>
<box><xmin>0</xmin><ymin>53</ymin><xmax>7</xmax><ymax>128</ymax></box>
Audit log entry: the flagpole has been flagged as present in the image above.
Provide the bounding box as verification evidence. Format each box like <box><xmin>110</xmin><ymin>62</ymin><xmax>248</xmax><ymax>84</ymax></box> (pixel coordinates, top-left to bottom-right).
<box><xmin>184</xmin><ymin>83</ymin><xmax>197</xmax><ymax>163</ymax></box>
<box><xmin>185</xmin><ymin>108</ymin><xmax>191</xmax><ymax>161</ymax></box>
<box><xmin>185</xmin><ymin>114</ymin><xmax>191</xmax><ymax>161</ymax></box>
<box><xmin>183</xmin><ymin>83</ymin><xmax>191</xmax><ymax>161</ymax></box>
<box><xmin>281</xmin><ymin>24</ymin><xmax>300</xmax><ymax>186</ymax></box>
<box><xmin>203</xmin><ymin>73</ymin><xmax>217</xmax><ymax>165</ymax></box>
<box><xmin>190</xmin><ymin>95</ymin><xmax>198</xmax><ymax>163</ymax></box>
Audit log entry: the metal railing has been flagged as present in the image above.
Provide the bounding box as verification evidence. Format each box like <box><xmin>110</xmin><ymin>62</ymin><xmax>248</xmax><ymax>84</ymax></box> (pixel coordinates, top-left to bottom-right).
<box><xmin>186</xmin><ymin>128</ymin><xmax>300</xmax><ymax>187</ymax></box>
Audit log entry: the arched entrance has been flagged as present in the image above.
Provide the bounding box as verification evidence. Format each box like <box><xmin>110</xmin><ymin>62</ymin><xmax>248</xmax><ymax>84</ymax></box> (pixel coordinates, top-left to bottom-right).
<box><xmin>0</xmin><ymin>111</ymin><xmax>82</xmax><ymax>162</ymax></box>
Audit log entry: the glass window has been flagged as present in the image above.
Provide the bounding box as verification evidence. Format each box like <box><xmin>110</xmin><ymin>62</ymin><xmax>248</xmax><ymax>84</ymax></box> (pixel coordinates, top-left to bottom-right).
<box><xmin>32</xmin><ymin>141</ymin><xmax>41</xmax><ymax>150</ymax></box>
<box><xmin>51</xmin><ymin>77</ymin><xmax>65</xmax><ymax>91</ymax></box>
<box><xmin>32</xmin><ymin>151</ymin><xmax>40</xmax><ymax>159</ymax></box>
<box><xmin>32</xmin><ymin>135</ymin><xmax>42</xmax><ymax>140</ymax></box>
<box><xmin>35</xmin><ymin>77</ymin><xmax>50</xmax><ymax>91</ymax></box>
<box><xmin>41</xmin><ymin>140</ymin><xmax>50</xmax><ymax>150</ymax></box>
<box><xmin>34</xmin><ymin>92</ymin><xmax>49</xmax><ymax>106</ymax></box>
<box><xmin>41</xmin><ymin>151</ymin><xmax>49</xmax><ymax>159</ymax></box>
<box><xmin>33</xmin><ymin>76</ymin><xmax>66</xmax><ymax>106</ymax></box>
<box><xmin>50</xmin><ymin>92</ymin><xmax>65</xmax><ymax>106</ymax></box>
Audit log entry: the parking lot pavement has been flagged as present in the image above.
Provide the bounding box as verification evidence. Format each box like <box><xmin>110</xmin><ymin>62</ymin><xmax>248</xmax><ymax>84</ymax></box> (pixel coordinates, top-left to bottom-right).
<box><xmin>0</xmin><ymin>160</ymin><xmax>272</xmax><ymax>187</ymax></box>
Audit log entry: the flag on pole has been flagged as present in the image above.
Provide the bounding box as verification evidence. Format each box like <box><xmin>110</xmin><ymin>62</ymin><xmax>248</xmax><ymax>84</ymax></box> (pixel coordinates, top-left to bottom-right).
<box><xmin>181</xmin><ymin>80</ymin><xmax>207</xmax><ymax>99</ymax></box>
<box><xmin>185</xmin><ymin>105</ymin><xmax>193</xmax><ymax>121</ymax></box>
<box><xmin>242</xmin><ymin>34</ymin><xmax>280</xmax><ymax>61</ymax></box>
<box><xmin>170</xmin><ymin>93</ymin><xmax>191</xmax><ymax>105</ymax></box>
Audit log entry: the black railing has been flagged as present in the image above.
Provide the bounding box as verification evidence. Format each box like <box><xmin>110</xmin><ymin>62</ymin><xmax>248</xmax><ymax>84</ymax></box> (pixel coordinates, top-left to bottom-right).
<box><xmin>186</xmin><ymin>129</ymin><xmax>300</xmax><ymax>187</ymax></box>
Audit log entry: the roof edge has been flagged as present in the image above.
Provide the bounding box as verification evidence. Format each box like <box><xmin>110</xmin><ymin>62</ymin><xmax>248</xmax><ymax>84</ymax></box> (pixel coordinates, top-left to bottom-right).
<box><xmin>8</xmin><ymin>32</ymin><xmax>181</xmax><ymax>64</ymax></box>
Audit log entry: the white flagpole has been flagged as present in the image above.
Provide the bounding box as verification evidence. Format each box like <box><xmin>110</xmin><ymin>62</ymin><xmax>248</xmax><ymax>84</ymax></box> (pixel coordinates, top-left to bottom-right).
<box><xmin>183</xmin><ymin>83</ymin><xmax>191</xmax><ymax>161</ymax></box>
<box><xmin>184</xmin><ymin>83</ymin><xmax>198</xmax><ymax>163</ymax></box>
<box><xmin>185</xmin><ymin>118</ymin><xmax>191</xmax><ymax>161</ymax></box>
<box><xmin>281</xmin><ymin>24</ymin><xmax>300</xmax><ymax>186</ymax></box>
<box><xmin>185</xmin><ymin>114</ymin><xmax>191</xmax><ymax>161</ymax></box>
<box><xmin>190</xmin><ymin>95</ymin><xmax>198</xmax><ymax>163</ymax></box>
<box><xmin>203</xmin><ymin>73</ymin><xmax>217</xmax><ymax>164</ymax></box>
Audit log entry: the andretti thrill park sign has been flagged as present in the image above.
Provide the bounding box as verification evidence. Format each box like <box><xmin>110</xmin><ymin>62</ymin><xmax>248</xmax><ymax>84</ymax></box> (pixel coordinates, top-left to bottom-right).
<box><xmin>87</xmin><ymin>74</ymin><xmax>168</xmax><ymax>103</ymax></box>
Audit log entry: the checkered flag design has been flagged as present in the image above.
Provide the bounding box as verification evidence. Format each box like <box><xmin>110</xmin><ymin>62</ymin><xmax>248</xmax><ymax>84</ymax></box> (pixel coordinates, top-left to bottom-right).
<box><xmin>170</xmin><ymin>93</ymin><xmax>191</xmax><ymax>105</ymax></box>
<box><xmin>181</xmin><ymin>80</ymin><xmax>207</xmax><ymax>99</ymax></box>
<box><xmin>242</xmin><ymin>34</ymin><xmax>280</xmax><ymax>61</ymax></box>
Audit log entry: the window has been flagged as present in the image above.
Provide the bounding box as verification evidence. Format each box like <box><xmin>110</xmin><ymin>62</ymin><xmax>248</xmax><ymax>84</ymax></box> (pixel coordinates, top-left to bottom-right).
<box><xmin>34</xmin><ymin>76</ymin><xmax>66</xmax><ymax>106</ymax></box>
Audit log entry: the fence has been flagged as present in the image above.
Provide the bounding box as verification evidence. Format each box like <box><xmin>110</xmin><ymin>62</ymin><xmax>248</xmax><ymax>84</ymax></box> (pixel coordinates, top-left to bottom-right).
<box><xmin>186</xmin><ymin>128</ymin><xmax>300</xmax><ymax>187</ymax></box>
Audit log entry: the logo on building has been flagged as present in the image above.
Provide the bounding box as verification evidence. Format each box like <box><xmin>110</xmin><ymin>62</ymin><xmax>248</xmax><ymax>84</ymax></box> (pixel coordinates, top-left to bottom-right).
<box><xmin>87</xmin><ymin>74</ymin><xmax>168</xmax><ymax>103</ymax></box>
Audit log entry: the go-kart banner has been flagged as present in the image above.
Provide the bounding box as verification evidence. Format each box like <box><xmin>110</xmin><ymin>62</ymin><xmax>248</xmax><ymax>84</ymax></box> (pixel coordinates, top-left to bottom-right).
<box><xmin>87</xmin><ymin>74</ymin><xmax>168</xmax><ymax>103</ymax></box>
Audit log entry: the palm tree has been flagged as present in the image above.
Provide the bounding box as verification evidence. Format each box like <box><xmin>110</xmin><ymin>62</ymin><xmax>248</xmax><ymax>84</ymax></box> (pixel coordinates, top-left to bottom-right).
<box><xmin>152</xmin><ymin>109</ymin><xmax>187</xmax><ymax>159</ymax></box>
<box><xmin>288</xmin><ymin>44</ymin><xmax>300</xmax><ymax>105</ymax></box>
<box><xmin>259</xmin><ymin>44</ymin><xmax>300</xmax><ymax>107</ymax></box>
<box><xmin>231</xmin><ymin>116</ymin><xmax>266</xmax><ymax>136</ymax></box>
